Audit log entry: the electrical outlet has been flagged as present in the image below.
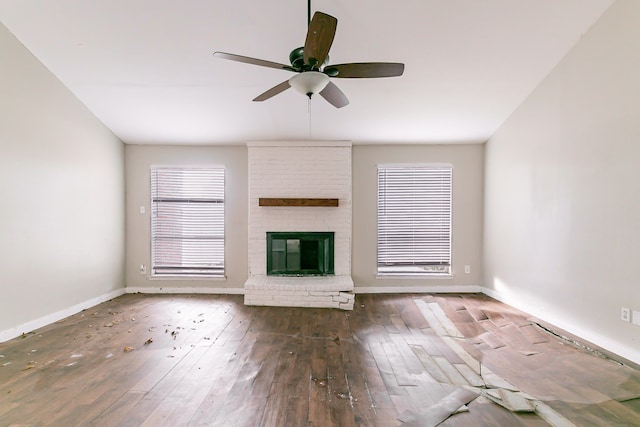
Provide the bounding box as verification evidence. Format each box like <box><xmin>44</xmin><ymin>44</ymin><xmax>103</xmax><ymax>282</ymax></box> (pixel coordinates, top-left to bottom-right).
<box><xmin>633</xmin><ymin>310</ymin><xmax>640</xmax><ymax>326</ymax></box>
<box><xmin>464</xmin><ymin>265</ymin><xmax>471</xmax><ymax>274</ymax></box>
<box><xmin>139</xmin><ymin>264</ymin><xmax>146</xmax><ymax>274</ymax></box>
<box><xmin>621</xmin><ymin>307</ymin><xmax>631</xmax><ymax>322</ymax></box>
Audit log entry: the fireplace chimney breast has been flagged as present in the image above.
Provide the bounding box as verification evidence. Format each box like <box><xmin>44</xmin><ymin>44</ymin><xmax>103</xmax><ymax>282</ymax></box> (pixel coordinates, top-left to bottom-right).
<box><xmin>244</xmin><ymin>141</ymin><xmax>354</xmax><ymax>310</ymax></box>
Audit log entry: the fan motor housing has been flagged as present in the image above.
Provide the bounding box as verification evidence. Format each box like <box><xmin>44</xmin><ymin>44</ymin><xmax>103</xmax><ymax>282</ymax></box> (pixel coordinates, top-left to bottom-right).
<box><xmin>289</xmin><ymin>47</ymin><xmax>305</xmax><ymax>69</ymax></box>
<box><xmin>289</xmin><ymin>47</ymin><xmax>332</xmax><ymax>72</ymax></box>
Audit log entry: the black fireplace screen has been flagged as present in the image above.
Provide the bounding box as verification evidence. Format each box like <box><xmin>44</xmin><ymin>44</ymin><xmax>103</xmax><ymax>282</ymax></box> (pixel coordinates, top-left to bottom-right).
<box><xmin>266</xmin><ymin>232</ymin><xmax>334</xmax><ymax>276</ymax></box>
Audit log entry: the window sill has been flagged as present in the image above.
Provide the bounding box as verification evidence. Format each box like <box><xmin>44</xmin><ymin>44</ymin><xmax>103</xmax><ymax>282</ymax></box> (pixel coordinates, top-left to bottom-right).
<box><xmin>376</xmin><ymin>274</ymin><xmax>453</xmax><ymax>280</ymax></box>
<box><xmin>148</xmin><ymin>275</ymin><xmax>226</xmax><ymax>281</ymax></box>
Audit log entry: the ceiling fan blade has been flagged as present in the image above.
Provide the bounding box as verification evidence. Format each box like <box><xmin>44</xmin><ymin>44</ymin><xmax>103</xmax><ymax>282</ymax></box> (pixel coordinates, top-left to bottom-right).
<box><xmin>253</xmin><ymin>80</ymin><xmax>291</xmax><ymax>102</ymax></box>
<box><xmin>319</xmin><ymin>81</ymin><xmax>349</xmax><ymax>108</ymax></box>
<box><xmin>326</xmin><ymin>62</ymin><xmax>405</xmax><ymax>78</ymax></box>
<box><xmin>303</xmin><ymin>12</ymin><xmax>337</xmax><ymax>70</ymax></box>
<box><xmin>213</xmin><ymin>51</ymin><xmax>293</xmax><ymax>71</ymax></box>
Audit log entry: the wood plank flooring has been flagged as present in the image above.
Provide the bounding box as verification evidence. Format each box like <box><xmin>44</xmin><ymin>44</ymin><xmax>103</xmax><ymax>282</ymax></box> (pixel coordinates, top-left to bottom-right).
<box><xmin>1</xmin><ymin>293</ymin><xmax>639</xmax><ymax>426</ymax></box>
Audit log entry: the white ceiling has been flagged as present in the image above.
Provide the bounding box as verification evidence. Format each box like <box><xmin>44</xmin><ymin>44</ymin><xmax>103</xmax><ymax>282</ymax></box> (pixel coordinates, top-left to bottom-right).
<box><xmin>0</xmin><ymin>0</ymin><xmax>614</xmax><ymax>145</ymax></box>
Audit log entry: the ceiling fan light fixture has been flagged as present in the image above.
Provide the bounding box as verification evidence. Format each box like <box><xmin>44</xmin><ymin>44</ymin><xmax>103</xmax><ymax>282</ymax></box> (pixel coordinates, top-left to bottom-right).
<box><xmin>289</xmin><ymin>71</ymin><xmax>330</xmax><ymax>98</ymax></box>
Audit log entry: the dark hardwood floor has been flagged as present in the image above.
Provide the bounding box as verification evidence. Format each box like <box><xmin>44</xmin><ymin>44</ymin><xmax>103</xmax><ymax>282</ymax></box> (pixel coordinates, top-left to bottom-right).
<box><xmin>1</xmin><ymin>293</ymin><xmax>639</xmax><ymax>426</ymax></box>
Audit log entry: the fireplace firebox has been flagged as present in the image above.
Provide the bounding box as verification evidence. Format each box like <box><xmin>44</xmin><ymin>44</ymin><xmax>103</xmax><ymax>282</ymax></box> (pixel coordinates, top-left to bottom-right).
<box><xmin>266</xmin><ymin>232</ymin><xmax>334</xmax><ymax>276</ymax></box>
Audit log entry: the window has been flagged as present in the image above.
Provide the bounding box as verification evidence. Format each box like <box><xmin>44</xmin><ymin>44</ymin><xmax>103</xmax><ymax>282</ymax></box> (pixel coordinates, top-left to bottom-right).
<box><xmin>151</xmin><ymin>167</ymin><xmax>224</xmax><ymax>277</ymax></box>
<box><xmin>377</xmin><ymin>165</ymin><xmax>452</xmax><ymax>275</ymax></box>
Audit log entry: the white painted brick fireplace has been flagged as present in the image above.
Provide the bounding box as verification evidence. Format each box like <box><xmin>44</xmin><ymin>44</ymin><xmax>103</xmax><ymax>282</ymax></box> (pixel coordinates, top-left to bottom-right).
<box><xmin>244</xmin><ymin>141</ymin><xmax>354</xmax><ymax>310</ymax></box>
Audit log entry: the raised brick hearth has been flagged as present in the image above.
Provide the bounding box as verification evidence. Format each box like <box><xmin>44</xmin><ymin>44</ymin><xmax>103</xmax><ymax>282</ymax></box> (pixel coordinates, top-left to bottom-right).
<box><xmin>244</xmin><ymin>275</ymin><xmax>354</xmax><ymax>309</ymax></box>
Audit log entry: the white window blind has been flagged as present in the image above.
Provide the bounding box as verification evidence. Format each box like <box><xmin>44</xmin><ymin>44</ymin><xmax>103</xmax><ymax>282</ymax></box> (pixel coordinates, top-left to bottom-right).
<box><xmin>377</xmin><ymin>165</ymin><xmax>452</xmax><ymax>275</ymax></box>
<box><xmin>151</xmin><ymin>167</ymin><xmax>224</xmax><ymax>277</ymax></box>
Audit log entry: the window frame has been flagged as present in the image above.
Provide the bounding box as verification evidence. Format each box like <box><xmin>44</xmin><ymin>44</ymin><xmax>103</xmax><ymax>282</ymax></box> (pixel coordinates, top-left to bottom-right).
<box><xmin>150</xmin><ymin>166</ymin><xmax>225</xmax><ymax>278</ymax></box>
<box><xmin>376</xmin><ymin>163</ymin><xmax>453</xmax><ymax>277</ymax></box>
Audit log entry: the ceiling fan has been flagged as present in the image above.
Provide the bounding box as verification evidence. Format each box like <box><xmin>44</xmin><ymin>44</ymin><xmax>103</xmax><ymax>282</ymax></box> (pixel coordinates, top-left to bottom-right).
<box><xmin>213</xmin><ymin>3</ymin><xmax>404</xmax><ymax>108</ymax></box>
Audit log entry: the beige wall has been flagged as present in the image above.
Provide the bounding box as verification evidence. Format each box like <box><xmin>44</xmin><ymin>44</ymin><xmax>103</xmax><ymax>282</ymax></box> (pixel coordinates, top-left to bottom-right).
<box><xmin>352</xmin><ymin>144</ymin><xmax>484</xmax><ymax>291</ymax></box>
<box><xmin>125</xmin><ymin>143</ymin><xmax>484</xmax><ymax>293</ymax></box>
<box><xmin>125</xmin><ymin>145</ymin><xmax>248</xmax><ymax>291</ymax></box>
<box><xmin>0</xmin><ymin>24</ymin><xmax>125</xmax><ymax>336</ymax></box>
<box><xmin>484</xmin><ymin>0</ymin><xmax>640</xmax><ymax>364</ymax></box>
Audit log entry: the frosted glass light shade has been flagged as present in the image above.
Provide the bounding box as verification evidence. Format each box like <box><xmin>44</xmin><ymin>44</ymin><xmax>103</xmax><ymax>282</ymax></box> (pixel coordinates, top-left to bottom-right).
<box><xmin>289</xmin><ymin>71</ymin><xmax>330</xmax><ymax>97</ymax></box>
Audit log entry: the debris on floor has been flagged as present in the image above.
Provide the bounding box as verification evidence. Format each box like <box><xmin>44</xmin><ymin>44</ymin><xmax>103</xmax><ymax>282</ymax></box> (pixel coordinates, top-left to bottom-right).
<box><xmin>335</xmin><ymin>391</ymin><xmax>348</xmax><ymax>399</ymax></box>
<box><xmin>312</xmin><ymin>377</ymin><xmax>328</xmax><ymax>387</ymax></box>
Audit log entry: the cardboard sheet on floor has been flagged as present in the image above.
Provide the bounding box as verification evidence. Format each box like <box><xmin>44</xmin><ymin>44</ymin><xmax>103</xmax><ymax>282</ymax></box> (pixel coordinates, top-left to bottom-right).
<box><xmin>484</xmin><ymin>389</ymin><xmax>536</xmax><ymax>412</ymax></box>
<box><xmin>397</xmin><ymin>388</ymin><xmax>479</xmax><ymax>426</ymax></box>
<box><xmin>482</xmin><ymin>371</ymin><xmax>519</xmax><ymax>391</ymax></box>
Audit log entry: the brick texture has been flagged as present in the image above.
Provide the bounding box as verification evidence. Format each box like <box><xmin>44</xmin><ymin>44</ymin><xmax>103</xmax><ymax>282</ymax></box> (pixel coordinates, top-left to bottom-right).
<box><xmin>245</xmin><ymin>142</ymin><xmax>354</xmax><ymax>310</ymax></box>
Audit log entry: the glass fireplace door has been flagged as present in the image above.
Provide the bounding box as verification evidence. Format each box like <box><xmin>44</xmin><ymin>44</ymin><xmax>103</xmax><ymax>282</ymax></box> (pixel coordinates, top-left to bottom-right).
<box><xmin>267</xmin><ymin>232</ymin><xmax>334</xmax><ymax>276</ymax></box>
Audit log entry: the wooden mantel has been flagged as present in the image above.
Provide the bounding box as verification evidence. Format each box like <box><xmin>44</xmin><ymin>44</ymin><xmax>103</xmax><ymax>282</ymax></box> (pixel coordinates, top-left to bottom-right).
<box><xmin>258</xmin><ymin>198</ymin><xmax>339</xmax><ymax>207</ymax></box>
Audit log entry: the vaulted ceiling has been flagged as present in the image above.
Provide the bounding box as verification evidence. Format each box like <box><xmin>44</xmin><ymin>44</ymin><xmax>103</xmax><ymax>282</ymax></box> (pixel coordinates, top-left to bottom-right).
<box><xmin>0</xmin><ymin>0</ymin><xmax>614</xmax><ymax>144</ymax></box>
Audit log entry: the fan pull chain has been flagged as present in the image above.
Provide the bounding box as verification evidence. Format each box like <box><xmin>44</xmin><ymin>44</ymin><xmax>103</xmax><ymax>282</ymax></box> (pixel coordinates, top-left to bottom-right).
<box><xmin>308</xmin><ymin>97</ymin><xmax>312</xmax><ymax>138</ymax></box>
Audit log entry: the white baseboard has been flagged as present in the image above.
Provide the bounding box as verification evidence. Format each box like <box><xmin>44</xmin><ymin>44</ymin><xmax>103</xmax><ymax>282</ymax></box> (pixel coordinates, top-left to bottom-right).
<box><xmin>483</xmin><ymin>287</ymin><xmax>640</xmax><ymax>367</ymax></box>
<box><xmin>125</xmin><ymin>286</ymin><xmax>245</xmax><ymax>295</ymax></box>
<box><xmin>0</xmin><ymin>288</ymin><xmax>126</xmax><ymax>344</ymax></box>
<box><xmin>354</xmin><ymin>285</ymin><xmax>482</xmax><ymax>294</ymax></box>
